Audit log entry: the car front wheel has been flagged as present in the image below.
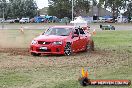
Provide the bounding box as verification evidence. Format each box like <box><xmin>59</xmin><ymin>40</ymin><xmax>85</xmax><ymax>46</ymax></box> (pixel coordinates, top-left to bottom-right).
<box><xmin>64</xmin><ymin>43</ymin><xmax>72</xmax><ymax>56</ymax></box>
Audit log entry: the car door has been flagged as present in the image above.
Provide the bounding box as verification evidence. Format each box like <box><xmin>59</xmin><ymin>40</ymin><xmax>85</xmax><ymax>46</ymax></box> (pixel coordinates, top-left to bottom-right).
<box><xmin>71</xmin><ymin>28</ymin><xmax>80</xmax><ymax>52</ymax></box>
<box><xmin>78</xmin><ymin>28</ymin><xmax>87</xmax><ymax>50</ymax></box>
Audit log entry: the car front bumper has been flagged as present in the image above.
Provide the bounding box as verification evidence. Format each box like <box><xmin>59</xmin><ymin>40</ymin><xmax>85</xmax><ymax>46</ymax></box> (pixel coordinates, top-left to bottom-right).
<box><xmin>30</xmin><ymin>44</ymin><xmax>65</xmax><ymax>55</ymax></box>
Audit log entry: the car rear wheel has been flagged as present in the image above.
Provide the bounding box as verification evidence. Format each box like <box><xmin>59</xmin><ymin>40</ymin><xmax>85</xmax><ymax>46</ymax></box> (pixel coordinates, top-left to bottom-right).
<box><xmin>85</xmin><ymin>40</ymin><xmax>94</xmax><ymax>52</ymax></box>
<box><xmin>31</xmin><ymin>52</ymin><xmax>41</xmax><ymax>56</ymax></box>
<box><xmin>64</xmin><ymin>43</ymin><xmax>72</xmax><ymax>56</ymax></box>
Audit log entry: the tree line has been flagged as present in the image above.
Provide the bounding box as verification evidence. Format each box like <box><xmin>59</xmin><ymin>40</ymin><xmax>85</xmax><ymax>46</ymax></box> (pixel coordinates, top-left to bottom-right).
<box><xmin>0</xmin><ymin>0</ymin><xmax>132</xmax><ymax>20</ymax></box>
<box><xmin>48</xmin><ymin>0</ymin><xmax>132</xmax><ymax>19</ymax></box>
<box><xmin>0</xmin><ymin>0</ymin><xmax>38</xmax><ymax>19</ymax></box>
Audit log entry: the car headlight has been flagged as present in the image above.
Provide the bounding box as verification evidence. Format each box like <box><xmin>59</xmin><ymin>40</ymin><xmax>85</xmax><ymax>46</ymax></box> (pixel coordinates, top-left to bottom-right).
<box><xmin>31</xmin><ymin>40</ymin><xmax>37</xmax><ymax>44</ymax></box>
<box><xmin>53</xmin><ymin>41</ymin><xmax>62</xmax><ymax>45</ymax></box>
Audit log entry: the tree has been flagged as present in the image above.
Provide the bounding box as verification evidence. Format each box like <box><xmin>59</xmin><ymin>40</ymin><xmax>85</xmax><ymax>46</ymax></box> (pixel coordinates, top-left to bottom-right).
<box><xmin>99</xmin><ymin>0</ymin><xmax>129</xmax><ymax>17</ymax></box>
<box><xmin>48</xmin><ymin>0</ymin><xmax>72</xmax><ymax>19</ymax></box>
<box><xmin>74</xmin><ymin>0</ymin><xmax>90</xmax><ymax>16</ymax></box>
<box><xmin>123</xmin><ymin>1</ymin><xmax>132</xmax><ymax>16</ymax></box>
<box><xmin>0</xmin><ymin>0</ymin><xmax>7</xmax><ymax>18</ymax></box>
<box><xmin>123</xmin><ymin>1</ymin><xmax>132</xmax><ymax>22</ymax></box>
<box><xmin>48</xmin><ymin>0</ymin><xmax>91</xmax><ymax>19</ymax></box>
<box><xmin>0</xmin><ymin>0</ymin><xmax>38</xmax><ymax>19</ymax></box>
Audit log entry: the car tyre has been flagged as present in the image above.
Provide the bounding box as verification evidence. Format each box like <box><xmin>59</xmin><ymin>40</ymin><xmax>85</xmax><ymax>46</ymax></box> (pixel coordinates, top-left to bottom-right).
<box><xmin>85</xmin><ymin>40</ymin><xmax>94</xmax><ymax>52</ymax></box>
<box><xmin>112</xmin><ymin>26</ymin><xmax>115</xmax><ymax>30</ymax></box>
<box><xmin>64</xmin><ymin>43</ymin><xmax>72</xmax><ymax>56</ymax></box>
<box><xmin>31</xmin><ymin>52</ymin><xmax>41</xmax><ymax>56</ymax></box>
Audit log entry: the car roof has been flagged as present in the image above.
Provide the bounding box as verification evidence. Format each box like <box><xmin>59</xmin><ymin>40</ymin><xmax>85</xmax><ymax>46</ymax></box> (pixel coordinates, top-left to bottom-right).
<box><xmin>51</xmin><ymin>26</ymin><xmax>74</xmax><ymax>29</ymax></box>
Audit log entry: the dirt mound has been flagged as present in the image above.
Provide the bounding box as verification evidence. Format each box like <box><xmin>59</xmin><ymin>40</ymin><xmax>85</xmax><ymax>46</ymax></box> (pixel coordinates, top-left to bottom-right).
<box><xmin>0</xmin><ymin>48</ymin><xmax>30</xmax><ymax>56</ymax></box>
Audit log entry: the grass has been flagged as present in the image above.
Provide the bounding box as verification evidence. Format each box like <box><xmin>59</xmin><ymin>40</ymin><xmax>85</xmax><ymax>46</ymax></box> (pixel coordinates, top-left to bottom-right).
<box><xmin>93</xmin><ymin>31</ymin><xmax>132</xmax><ymax>50</ymax></box>
<box><xmin>0</xmin><ymin>71</ymin><xmax>31</xmax><ymax>88</ymax></box>
<box><xmin>0</xmin><ymin>29</ymin><xmax>132</xmax><ymax>88</ymax></box>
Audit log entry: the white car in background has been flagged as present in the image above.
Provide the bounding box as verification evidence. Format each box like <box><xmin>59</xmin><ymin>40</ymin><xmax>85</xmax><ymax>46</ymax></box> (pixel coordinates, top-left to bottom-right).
<box><xmin>98</xmin><ymin>17</ymin><xmax>106</xmax><ymax>23</ymax></box>
<box><xmin>19</xmin><ymin>18</ymin><xmax>29</xmax><ymax>23</ymax></box>
<box><xmin>5</xmin><ymin>19</ymin><xmax>15</xmax><ymax>23</ymax></box>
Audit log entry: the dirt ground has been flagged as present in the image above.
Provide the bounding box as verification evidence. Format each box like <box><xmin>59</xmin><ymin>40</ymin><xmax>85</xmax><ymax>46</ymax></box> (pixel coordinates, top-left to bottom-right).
<box><xmin>0</xmin><ymin>47</ymin><xmax>129</xmax><ymax>70</ymax></box>
<box><xmin>0</xmin><ymin>48</ymin><xmax>29</xmax><ymax>56</ymax></box>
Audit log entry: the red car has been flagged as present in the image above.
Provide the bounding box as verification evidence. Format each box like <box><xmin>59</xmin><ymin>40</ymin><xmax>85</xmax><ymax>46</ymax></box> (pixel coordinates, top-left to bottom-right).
<box><xmin>30</xmin><ymin>26</ymin><xmax>94</xmax><ymax>56</ymax></box>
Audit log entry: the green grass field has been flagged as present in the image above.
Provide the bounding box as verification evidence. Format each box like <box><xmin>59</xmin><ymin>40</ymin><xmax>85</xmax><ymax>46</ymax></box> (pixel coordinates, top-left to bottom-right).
<box><xmin>0</xmin><ymin>29</ymin><xmax>132</xmax><ymax>88</ymax></box>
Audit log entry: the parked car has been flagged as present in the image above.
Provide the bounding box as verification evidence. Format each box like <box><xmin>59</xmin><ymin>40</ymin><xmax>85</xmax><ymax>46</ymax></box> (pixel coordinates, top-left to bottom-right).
<box><xmin>0</xmin><ymin>18</ymin><xmax>4</xmax><ymax>23</ymax></box>
<box><xmin>5</xmin><ymin>19</ymin><xmax>15</xmax><ymax>23</ymax></box>
<box><xmin>5</xmin><ymin>19</ymin><xmax>19</xmax><ymax>23</ymax></box>
<box><xmin>30</xmin><ymin>26</ymin><xmax>94</xmax><ymax>56</ymax></box>
<box><xmin>14</xmin><ymin>19</ymin><xmax>19</xmax><ymax>23</ymax></box>
<box><xmin>19</xmin><ymin>18</ymin><xmax>29</xmax><ymax>23</ymax></box>
<box><xmin>100</xmin><ymin>25</ymin><xmax>115</xmax><ymax>30</ymax></box>
<box><xmin>98</xmin><ymin>17</ymin><xmax>106</xmax><ymax>23</ymax></box>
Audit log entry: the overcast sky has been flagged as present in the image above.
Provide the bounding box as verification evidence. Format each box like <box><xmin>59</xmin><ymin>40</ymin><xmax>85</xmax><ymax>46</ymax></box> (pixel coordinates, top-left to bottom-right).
<box><xmin>35</xmin><ymin>0</ymin><xmax>48</xmax><ymax>9</ymax></box>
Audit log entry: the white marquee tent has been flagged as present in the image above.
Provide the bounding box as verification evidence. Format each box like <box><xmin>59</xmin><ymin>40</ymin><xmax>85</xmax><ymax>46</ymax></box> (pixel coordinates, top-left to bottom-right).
<box><xmin>70</xmin><ymin>16</ymin><xmax>88</xmax><ymax>27</ymax></box>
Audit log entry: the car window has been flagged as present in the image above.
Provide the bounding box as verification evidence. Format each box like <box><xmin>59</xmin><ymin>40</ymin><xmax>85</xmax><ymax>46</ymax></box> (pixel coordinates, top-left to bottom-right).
<box><xmin>79</xmin><ymin>28</ymin><xmax>85</xmax><ymax>35</ymax></box>
<box><xmin>74</xmin><ymin>29</ymin><xmax>79</xmax><ymax>35</ymax></box>
<box><xmin>44</xmin><ymin>28</ymin><xmax>72</xmax><ymax>36</ymax></box>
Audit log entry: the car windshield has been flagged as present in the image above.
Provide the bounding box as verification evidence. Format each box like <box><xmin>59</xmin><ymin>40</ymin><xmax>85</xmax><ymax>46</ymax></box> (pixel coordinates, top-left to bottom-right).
<box><xmin>44</xmin><ymin>28</ymin><xmax>72</xmax><ymax>36</ymax></box>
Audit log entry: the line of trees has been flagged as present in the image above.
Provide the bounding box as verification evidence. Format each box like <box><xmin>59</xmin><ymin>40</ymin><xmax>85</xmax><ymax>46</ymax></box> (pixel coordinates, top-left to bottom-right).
<box><xmin>48</xmin><ymin>0</ymin><xmax>91</xmax><ymax>19</ymax></box>
<box><xmin>0</xmin><ymin>0</ymin><xmax>38</xmax><ymax>19</ymax></box>
<box><xmin>0</xmin><ymin>0</ymin><xmax>132</xmax><ymax>20</ymax></box>
<box><xmin>48</xmin><ymin>0</ymin><xmax>132</xmax><ymax>19</ymax></box>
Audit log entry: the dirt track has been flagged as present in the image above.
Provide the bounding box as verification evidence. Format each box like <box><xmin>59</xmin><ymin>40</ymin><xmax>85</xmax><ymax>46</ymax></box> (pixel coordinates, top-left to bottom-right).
<box><xmin>0</xmin><ymin>47</ymin><xmax>129</xmax><ymax>71</ymax></box>
<box><xmin>0</xmin><ymin>48</ymin><xmax>30</xmax><ymax>56</ymax></box>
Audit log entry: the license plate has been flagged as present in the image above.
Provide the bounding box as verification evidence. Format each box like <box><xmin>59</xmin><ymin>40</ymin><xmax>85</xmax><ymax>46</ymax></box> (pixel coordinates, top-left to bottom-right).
<box><xmin>40</xmin><ymin>47</ymin><xmax>47</xmax><ymax>50</ymax></box>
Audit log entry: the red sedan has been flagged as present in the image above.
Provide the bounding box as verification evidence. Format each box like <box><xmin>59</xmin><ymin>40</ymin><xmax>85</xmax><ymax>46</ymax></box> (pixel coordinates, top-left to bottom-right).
<box><xmin>30</xmin><ymin>26</ymin><xmax>94</xmax><ymax>56</ymax></box>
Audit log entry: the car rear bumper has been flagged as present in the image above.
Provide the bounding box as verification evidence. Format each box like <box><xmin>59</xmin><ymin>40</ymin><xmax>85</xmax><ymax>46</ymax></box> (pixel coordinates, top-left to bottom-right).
<box><xmin>30</xmin><ymin>44</ymin><xmax>65</xmax><ymax>55</ymax></box>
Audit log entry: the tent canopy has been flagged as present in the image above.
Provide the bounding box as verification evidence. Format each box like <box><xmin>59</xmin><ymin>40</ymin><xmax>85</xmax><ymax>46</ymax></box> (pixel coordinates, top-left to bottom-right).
<box><xmin>70</xmin><ymin>16</ymin><xmax>87</xmax><ymax>23</ymax></box>
<box><xmin>70</xmin><ymin>16</ymin><xmax>88</xmax><ymax>27</ymax></box>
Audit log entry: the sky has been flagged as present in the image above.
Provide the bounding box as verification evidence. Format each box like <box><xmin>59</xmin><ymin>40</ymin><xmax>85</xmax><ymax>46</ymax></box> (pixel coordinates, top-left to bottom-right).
<box><xmin>35</xmin><ymin>0</ymin><xmax>48</xmax><ymax>9</ymax></box>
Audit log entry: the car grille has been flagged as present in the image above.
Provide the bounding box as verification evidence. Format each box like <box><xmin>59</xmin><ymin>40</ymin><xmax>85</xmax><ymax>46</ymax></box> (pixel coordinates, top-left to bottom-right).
<box><xmin>38</xmin><ymin>49</ymin><xmax>51</xmax><ymax>52</ymax></box>
<box><xmin>38</xmin><ymin>41</ymin><xmax>51</xmax><ymax>45</ymax></box>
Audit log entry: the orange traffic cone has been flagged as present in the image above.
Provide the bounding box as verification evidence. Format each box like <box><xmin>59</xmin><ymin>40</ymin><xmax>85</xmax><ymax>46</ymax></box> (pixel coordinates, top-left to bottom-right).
<box><xmin>93</xmin><ymin>29</ymin><xmax>96</xmax><ymax>35</ymax></box>
<box><xmin>81</xmin><ymin>68</ymin><xmax>89</xmax><ymax>78</ymax></box>
<box><xmin>20</xmin><ymin>26</ymin><xmax>24</xmax><ymax>34</ymax></box>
